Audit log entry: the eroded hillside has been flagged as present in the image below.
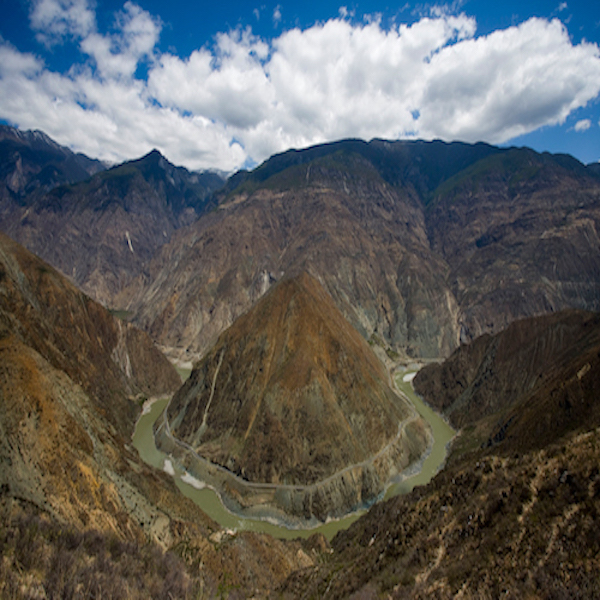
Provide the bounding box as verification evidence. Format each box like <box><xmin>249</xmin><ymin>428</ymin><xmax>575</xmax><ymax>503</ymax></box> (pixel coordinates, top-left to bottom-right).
<box><xmin>282</xmin><ymin>309</ymin><xmax>600</xmax><ymax>598</ymax></box>
<box><xmin>0</xmin><ymin>233</ymin><xmax>326</xmax><ymax>598</ymax></box>
<box><xmin>123</xmin><ymin>140</ymin><xmax>600</xmax><ymax>365</ymax></box>
<box><xmin>161</xmin><ymin>272</ymin><xmax>430</xmax><ymax>523</ymax></box>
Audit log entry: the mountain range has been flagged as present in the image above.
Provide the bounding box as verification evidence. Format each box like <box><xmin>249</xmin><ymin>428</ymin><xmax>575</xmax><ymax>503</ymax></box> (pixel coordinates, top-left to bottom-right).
<box><xmin>125</xmin><ymin>138</ymin><xmax>600</xmax><ymax>366</ymax></box>
<box><xmin>0</xmin><ymin>128</ymin><xmax>224</xmax><ymax>306</ymax></box>
<box><xmin>0</xmin><ymin>125</ymin><xmax>599</xmax><ymax>597</ymax></box>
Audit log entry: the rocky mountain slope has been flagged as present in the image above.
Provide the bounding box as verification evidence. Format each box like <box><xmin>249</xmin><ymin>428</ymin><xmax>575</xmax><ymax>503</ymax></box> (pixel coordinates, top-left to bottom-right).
<box><xmin>0</xmin><ymin>125</ymin><xmax>105</xmax><ymax>204</ymax></box>
<box><xmin>0</xmin><ymin>232</ymin><xmax>324</xmax><ymax>598</ymax></box>
<box><xmin>127</xmin><ymin>142</ymin><xmax>473</xmax><ymax>364</ymax></box>
<box><xmin>0</xmin><ymin>230</ymin><xmax>180</xmax><ymax>527</ymax></box>
<box><xmin>414</xmin><ymin>309</ymin><xmax>600</xmax><ymax>453</ymax></box>
<box><xmin>0</xmin><ymin>127</ymin><xmax>224</xmax><ymax>307</ymax></box>
<box><xmin>425</xmin><ymin>149</ymin><xmax>600</xmax><ymax>343</ymax></box>
<box><xmin>161</xmin><ymin>272</ymin><xmax>429</xmax><ymax>522</ymax></box>
<box><xmin>2</xmin><ymin>131</ymin><xmax>598</xmax><ymax>366</ymax></box>
<box><xmin>283</xmin><ymin>309</ymin><xmax>600</xmax><ymax>598</ymax></box>
<box><xmin>123</xmin><ymin>139</ymin><xmax>600</xmax><ymax>364</ymax></box>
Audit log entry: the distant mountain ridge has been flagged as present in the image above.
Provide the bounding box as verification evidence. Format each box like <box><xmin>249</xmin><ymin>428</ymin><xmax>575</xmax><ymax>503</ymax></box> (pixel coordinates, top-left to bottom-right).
<box><xmin>0</xmin><ymin>128</ymin><xmax>225</xmax><ymax>306</ymax></box>
<box><xmin>123</xmin><ymin>138</ymin><xmax>600</xmax><ymax>364</ymax></box>
<box><xmin>0</xmin><ymin>126</ymin><xmax>598</xmax><ymax>364</ymax></box>
<box><xmin>0</xmin><ymin>125</ymin><xmax>105</xmax><ymax>202</ymax></box>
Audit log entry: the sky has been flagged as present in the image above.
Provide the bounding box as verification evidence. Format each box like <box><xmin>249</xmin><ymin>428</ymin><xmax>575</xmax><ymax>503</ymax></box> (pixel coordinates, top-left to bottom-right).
<box><xmin>0</xmin><ymin>0</ymin><xmax>599</xmax><ymax>172</ymax></box>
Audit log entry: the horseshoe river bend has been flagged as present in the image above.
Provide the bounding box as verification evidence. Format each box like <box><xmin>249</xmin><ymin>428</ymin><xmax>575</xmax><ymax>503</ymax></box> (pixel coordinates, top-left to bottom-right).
<box><xmin>132</xmin><ymin>367</ymin><xmax>455</xmax><ymax>541</ymax></box>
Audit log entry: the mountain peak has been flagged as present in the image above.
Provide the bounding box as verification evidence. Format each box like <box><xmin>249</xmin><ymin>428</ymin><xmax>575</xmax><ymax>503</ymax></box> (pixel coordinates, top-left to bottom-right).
<box><xmin>143</xmin><ymin>148</ymin><xmax>165</xmax><ymax>160</ymax></box>
<box><xmin>162</xmin><ymin>271</ymin><xmax>429</xmax><ymax>522</ymax></box>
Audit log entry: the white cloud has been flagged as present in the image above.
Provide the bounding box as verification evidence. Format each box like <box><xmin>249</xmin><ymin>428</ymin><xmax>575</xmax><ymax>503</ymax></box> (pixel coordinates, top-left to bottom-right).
<box><xmin>273</xmin><ymin>5</ymin><xmax>282</xmax><ymax>25</ymax></box>
<box><xmin>417</xmin><ymin>18</ymin><xmax>600</xmax><ymax>142</ymax></box>
<box><xmin>80</xmin><ymin>2</ymin><xmax>161</xmax><ymax>79</ymax></box>
<box><xmin>29</xmin><ymin>0</ymin><xmax>96</xmax><ymax>44</ymax></box>
<box><xmin>574</xmin><ymin>118</ymin><xmax>592</xmax><ymax>131</ymax></box>
<box><xmin>2</xmin><ymin>4</ymin><xmax>600</xmax><ymax>172</ymax></box>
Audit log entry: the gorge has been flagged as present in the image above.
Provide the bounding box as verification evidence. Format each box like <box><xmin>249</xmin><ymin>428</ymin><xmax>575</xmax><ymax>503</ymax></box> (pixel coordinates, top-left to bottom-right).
<box><xmin>1</xmin><ymin>125</ymin><xmax>599</xmax><ymax>597</ymax></box>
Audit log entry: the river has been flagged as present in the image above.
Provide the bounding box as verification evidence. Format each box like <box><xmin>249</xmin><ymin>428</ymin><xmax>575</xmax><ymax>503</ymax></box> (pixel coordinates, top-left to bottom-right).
<box><xmin>132</xmin><ymin>368</ymin><xmax>455</xmax><ymax>540</ymax></box>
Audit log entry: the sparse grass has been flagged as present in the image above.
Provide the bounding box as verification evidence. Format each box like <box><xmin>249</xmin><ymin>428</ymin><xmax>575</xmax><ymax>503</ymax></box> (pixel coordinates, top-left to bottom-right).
<box><xmin>0</xmin><ymin>514</ymin><xmax>203</xmax><ymax>600</ymax></box>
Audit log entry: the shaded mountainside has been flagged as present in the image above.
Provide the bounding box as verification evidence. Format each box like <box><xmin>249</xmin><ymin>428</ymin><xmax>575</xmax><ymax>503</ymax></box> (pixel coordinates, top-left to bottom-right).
<box><xmin>283</xmin><ymin>309</ymin><xmax>600</xmax><ymax>599</ymax></box>
<box><xmin>0</xmin><ymin>135</ymin><xmax>225</xmax><ymax>306</ymax></box>
<box><xmin>414</xmin><ymin>310</ymin><xmax>600</xmax><ymax>454</ymax></box>
<box><xmin>0</xmin><ymin>125</ymin><xmax>104</xmax><ymax>204</ymax></box>
<box><xmin>426</xmin><ymin>148</ymin><xmax>600</xmax><ymax>343</ymax></box>
<box><xmin>0</xmin><ymin>232</ymin><xmax>323</xmax><ymax>598</ymax></box>
<box><xmin>163</xmin><ymin>272</ymin><xmax>429</xmax><ymax>522</ymax></box>
<box><xmin>124</xmin><ymin>139</ymin><xmax>600</xmax><ymax>364</ymax></box>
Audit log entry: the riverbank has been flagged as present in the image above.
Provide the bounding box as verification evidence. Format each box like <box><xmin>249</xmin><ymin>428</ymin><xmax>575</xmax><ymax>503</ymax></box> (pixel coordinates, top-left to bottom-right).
<box><xmin>132</xmin><ymin>367</ymin><xmax>455</xmax><ymax>539</ymax></box>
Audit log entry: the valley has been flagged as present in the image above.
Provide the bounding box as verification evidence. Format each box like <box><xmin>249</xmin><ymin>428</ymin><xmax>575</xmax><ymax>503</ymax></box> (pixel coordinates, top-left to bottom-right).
<box><xmin>1</xmin><ymin>125</ymin><xmax>599</xmax><ymax>598</ymax></box>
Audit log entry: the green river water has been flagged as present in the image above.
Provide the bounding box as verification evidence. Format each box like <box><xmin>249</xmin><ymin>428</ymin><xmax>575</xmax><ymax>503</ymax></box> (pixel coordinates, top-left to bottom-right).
<box><xmin>132</xmin><ymin>370</ymin><xmax>455</xmax><ymax>540</ymax></box>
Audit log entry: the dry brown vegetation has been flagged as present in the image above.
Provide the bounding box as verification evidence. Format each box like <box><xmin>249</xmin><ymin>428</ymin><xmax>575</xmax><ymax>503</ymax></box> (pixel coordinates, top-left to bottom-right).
<box><xmin>0</xmin><ymin>513</ymin><xmax>200</xmax><ymax>599</ymax></box>
<box><xmin>282</xmin><ymin>426</ymin><xmax>600</xmax><ymax>599</ymax></box>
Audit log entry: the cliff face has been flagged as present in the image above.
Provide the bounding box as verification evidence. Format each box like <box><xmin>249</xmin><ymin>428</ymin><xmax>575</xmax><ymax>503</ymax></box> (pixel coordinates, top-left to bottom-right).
<box><xmin>129</xmin><ymin>147</ymin><xmax>462</xmax><ymax>364</ymax></box>
<box><xmin>163</xmin><ymin>272</ymin><xmax>429</xmax><ymax>521</ymax></box>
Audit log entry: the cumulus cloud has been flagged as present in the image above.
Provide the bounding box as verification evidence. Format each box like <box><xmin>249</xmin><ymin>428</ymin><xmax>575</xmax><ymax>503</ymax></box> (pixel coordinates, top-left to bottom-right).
<box><xmin>574</xmin><ymin>118</ymin><xmax>592</xmax><ymax>131</ymax></box>
<box><xmin>80</xmin><ymin>2</ymin><xmax>161</xmax><ymax>79</ymax></box>
<box><xmin>1</xmin><ymin>2</ymin><xmax>600</xmax><ymax>171</ymax></box>
<box><xmin>30</xmin><ymin>0</ymin><xmax>96</xmax><ymax>44</ymax></box>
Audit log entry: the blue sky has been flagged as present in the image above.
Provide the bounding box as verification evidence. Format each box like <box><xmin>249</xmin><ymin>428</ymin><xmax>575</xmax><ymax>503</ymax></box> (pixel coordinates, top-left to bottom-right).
<box><xmin>1</xmin><ymin>0</ymin><xmax>599</xmax><ymax>171</ymax></box>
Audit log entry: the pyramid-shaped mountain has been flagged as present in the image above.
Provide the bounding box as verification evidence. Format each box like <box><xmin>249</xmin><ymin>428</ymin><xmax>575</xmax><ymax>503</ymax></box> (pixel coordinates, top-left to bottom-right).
<box><xmin>162</xmin><ymin>272</ymin><xmax>429</xmax><ymax>521</ymax></box>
